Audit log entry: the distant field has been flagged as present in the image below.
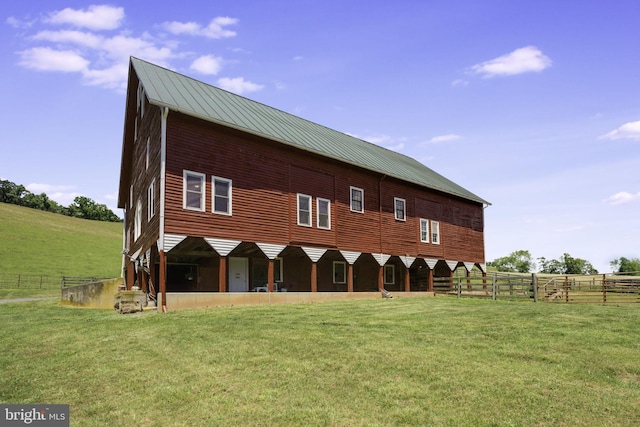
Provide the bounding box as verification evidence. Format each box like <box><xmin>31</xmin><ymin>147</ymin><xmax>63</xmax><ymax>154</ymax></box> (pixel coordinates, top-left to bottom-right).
<box><xmin>1</xmin><ymin>297</ymin><xmax>639</xmax><ymax>426</ymax></box>
<box><xmin>0</xmin><ymin>202</ymin><xmax>122</xmax><ymax>279</ymax></box>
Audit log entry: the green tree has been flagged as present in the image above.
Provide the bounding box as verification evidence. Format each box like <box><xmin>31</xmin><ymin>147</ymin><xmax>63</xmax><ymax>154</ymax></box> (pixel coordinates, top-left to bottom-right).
<box><xmin>488</xmin><ymin>250</ymin><xmax>535</xmax><ymax>273</ymax></box>
<box><xmin>610</xmin><ymin>257</ymin><xmax>640</xmax><ymax>273</ymax></box>
<box><xmin>0</xmin><ymin>180</ymin><xmax>27</xmax><ymax>204</ymax></box>
<box><xmin>538</xmin><ymin>253</ymin><xmax>598</xmax><ymax>274</ymax></box>
<box><xmin>68</xmin><ymin>196</ymin><xmax>120</xmax><ymax>222</ymax></box>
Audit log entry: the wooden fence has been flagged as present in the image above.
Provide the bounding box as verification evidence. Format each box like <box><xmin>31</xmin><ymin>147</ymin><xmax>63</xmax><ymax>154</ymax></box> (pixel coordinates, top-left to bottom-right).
<box><xmin>0</xmin><ymin>273</ymin><xmax>107</xmax><ymax>289</ymax></box>
<box><xmin>434</xmin><ymin>272</ymin><xmax>640</xmax><ymax>304</ymax></box>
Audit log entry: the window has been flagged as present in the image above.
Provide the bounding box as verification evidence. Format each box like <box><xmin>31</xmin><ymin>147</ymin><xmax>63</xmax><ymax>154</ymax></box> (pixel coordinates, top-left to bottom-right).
<box><xmin>183</xmin><ymin>170</ymin><xmax>205</xmax><ymax>211</ymax></box>
<box><xmin>147</xmin><ymin>179</ymin><xmax>155</xmax><ymax>220</ymax></box>
<box><xmin>297</xmin><ymin>194</ymin><xmax>312</xmax><ymax>226</ymax></box>
<box><xmin>134</xmin><ymin>199</ymin><xmax>142</xmax><ymax>241</ymax></box>
<box><xmin>317</xmin><ymin>198</ymin><xmax>331</xmax><ymax>229</ymax></box>
<box><xmin>431</xmin><ymin>220</ymin><xmax>440</xmax><ymax>245</ymax></box>
<box><xmin>145</xmin><ymin>138</ymin><xmax>150</xmax><ymax>170</ymax></box>
<box><xmin>394</xmin><ymin>197</ymin><xmax>406</xmax><ymax>221</ymax></box>
<box><xmin>350</xmin><ymin>186</ymin><xmax>364</xmax><ymax>213</ymax></box>
<box><xmin>420</xmin><ymin>218</ymin><xmax>429</xmax><ymax>242</ymax></box>
<box><xmin>137</xmin><ymin>82</ymin><xmax>145</xmax><ymax>118</ymax></box>
<box><xmin>384</xmin><ymin>264</ymin><xmax>395</xmax><ymax>285</ymax></box>
<box><xmin>274</xmin><ymin>258</ymin><xmax>283</xmax><ymax>282</ymax></box>
<box><xmin>333</xmin><ymin>261</ymin><xmax>346</xmax><ymax>284</ymax></box>
<box><xmin>212</xmin><ymin>176</ymin><xmax>232</xmax><ymax>215</ymax></box>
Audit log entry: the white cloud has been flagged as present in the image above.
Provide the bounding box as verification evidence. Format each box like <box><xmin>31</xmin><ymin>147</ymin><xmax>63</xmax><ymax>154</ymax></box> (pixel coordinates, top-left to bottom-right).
<box><xmin>162</xmin><ymin>17</ymin><xmax>238</xmax><ymax>39</ymax></box>
<box><xmin>426</xmin><ymin>134</ymin><xmax>462</xmax><ymax>144</ymax></box>
<box><xmin>604</xmin><ymin>191</ymin><xmax>640</xmax><ymax>205</ymax></box>
<box><xmin>26</xmin><ymin>183</ymin><xmax>79</xmax><ymax>206</ymax></box>
<box><xmin>469</xmin><ymin>46</ymin><xmax>552</xmax><ymax>78</ymax></box>
<box><xmin>18</xmin><ymin>47</ymin><xmax>89</xmax><ymax>72</ymax></box>
<box><xmin>599</xmin><ymin>120</ymin><xmax>640</xmax><ymax>141</ymax></box>
<box><xmin>7</xmin><ymin>16</ymin><xmax>34</xmax><ymax>29</ymax></box>
<box><xmin>14</xmin><ymin>6</ymin><xmax>241</xmax><ymax>92</ymax></box>
<box><xmin>27</xmin><ymin>183</ymin><xmax>75</xmax><ymax>193</ymax></box>
<box><xmin>45</xmin><ymin>5</ymin><xmax>125</xmax><ymax>31</ymax></box>
<box><xmin>33</xmin><ymin>30</ymin><xmax>104</xmax><ymax>48</ymax></box>
<box><xmin>217</xmin><ymin>77</ymin><xmax>264</xmax><ymax>94</ymax></box>
<box><xmin>83</xmin><ymin>63</ymin><xmax>130</xmax><ymax>90</ymax></box>
<box><xmin>451</xmin><ymin>79</ymin><xmax>469</xmax><ymax>87</ymax></box>
<box><xmin>190</xmin><ymin>55</ymin><xmax>224</xmax><ymax>75</ymax></box>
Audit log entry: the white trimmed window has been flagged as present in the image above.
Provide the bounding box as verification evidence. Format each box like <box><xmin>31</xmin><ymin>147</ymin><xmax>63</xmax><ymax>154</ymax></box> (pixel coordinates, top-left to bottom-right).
<box><xmin>183</xmin><ymin>170</ymin><xmax>206</xmax><ymax>211</ymax></box>
<box><xmin>384</xmin><ymin>264</ymin><xmax>395</xmax><ymax>285</ymax></box>
<box><xmin>394</xmin><ymin>197</ymin><xmax>406</xmax><ymax>221</ymax></box>
<box><xmin>420</xmin><ymin>218</ymin><xmax>429</xmax><ymax>243</ymax></box>
<box><xmin>147</xmin><ymin>179</ymin><xmax>155</xmax><ymax>220</ymax></box>
<box><xmin>297</xmin><ymin>194</ymin><xmax>312</xmax><ymax>226</ymax></box>
<box><xmin>431</xmin><ymin>220</ymin><xmax>441</xmax><ymax>245</ymax></box>
<box><xmin>350</xmin><ymin>186</ymin><xmax>364</xmax><ymax>213</ymax></box>
<box><xmin>317</xmin><ymin>197</ymin><xmax>331</xmax><ymax>230</ymax></box>
<box><xmin>333</xmin><ymin>261</ymin><xmax>346</xmax><ymax>284</ymax></box>
<box><xmin>212</xmin><ymin>176</ymin><xmax>232</xmax><ymax>215</ymax></box>
<box><xmin>134</xmin><ymin>199</ymin><xmax>142</xmax><ymax>241</ymax></box>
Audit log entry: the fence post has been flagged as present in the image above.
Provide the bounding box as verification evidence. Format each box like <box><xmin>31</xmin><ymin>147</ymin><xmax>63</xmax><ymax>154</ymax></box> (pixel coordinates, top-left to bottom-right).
<box><xmin>492</xmin><ymin>274</ymin><xmax>497</xmax><ymax>300</ymax></box>
<box><xmin>532</xmin><ymin>273</ymin><xmax>538</xmax><ymax>302</ymax></box>
<box><xmin>457</xmin><ymin>278</ymin><xmax>462</xmax><ymax>298</ymax></box>
<box><xmin>565</xmin><ymin>276</ymin><xmax>569</xmax><ymax>303</ymax></box>
<box><xmin>602</xmin><ymin>273</ymin><xmax>607</xmax><ymax>304</ymax></box>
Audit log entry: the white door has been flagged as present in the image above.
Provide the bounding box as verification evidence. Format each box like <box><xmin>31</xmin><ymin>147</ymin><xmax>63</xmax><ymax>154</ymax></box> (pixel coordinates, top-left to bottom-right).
<box><xmin>228</xmin><ymin>257</ymin><xmax>249</xmax><ymax>292</ymax></box>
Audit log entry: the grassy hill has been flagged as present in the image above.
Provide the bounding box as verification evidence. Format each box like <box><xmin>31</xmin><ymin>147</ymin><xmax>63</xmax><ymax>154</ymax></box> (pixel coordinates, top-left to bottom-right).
<box><xmin>0</xmin><ymin>202</ymin><xmax>122</xmax><ymax>278</ymax></box>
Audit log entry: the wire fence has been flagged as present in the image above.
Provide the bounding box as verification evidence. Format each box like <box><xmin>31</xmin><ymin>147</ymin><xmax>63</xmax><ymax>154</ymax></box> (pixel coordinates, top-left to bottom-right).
<box><xmin>0</xmin><ymin>273</ymin><xmax>109</xmax><ymax>289</ymax></box>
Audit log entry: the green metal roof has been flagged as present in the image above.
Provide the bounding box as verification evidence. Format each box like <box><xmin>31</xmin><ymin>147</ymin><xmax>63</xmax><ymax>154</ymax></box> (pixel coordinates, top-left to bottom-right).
<box><xmin>131</xmin><ymin>57</ymin><xmax>489</xmax><ymax>205</ymax></box>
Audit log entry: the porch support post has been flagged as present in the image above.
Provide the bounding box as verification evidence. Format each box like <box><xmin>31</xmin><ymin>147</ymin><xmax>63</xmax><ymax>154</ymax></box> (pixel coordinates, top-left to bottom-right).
<box><xmin>149</xmin><ymin>247</ymin><xmax>157</xmax><ymax>299</ymax></box>
<box><xmin>347</xmin><ymin>263</ymin><xmax>354</xmax><ymax>293</ymax></box>
<box><xmin>159</xmin><ymin>249</ymin><xmax>167</xmax><ymax>312</ymax></box>
<box><xmin>378</xmin><ymin>265</ymin><xmax>384</xmax><ymax>291</ymax></box>
<box><xmin>311</xmin><ymin>262</ymin><xmax>318</xmax><ymax>292</ymax></box>
<box><xmin>218</xmin><ymin>256</ymin><xmax>227</xmax><ymax>293</ymax></box>
<box><xmin>127</xmin><ymin>263</ymin><xmax>135</xmax><ymax>290</ymax></box>
<box><xmin>427</xmin><ymin>268</ymin><xmax>434</xmax><ymax>292</ymax></box>
<box><xmin>141</xmin><ymin>263</ymin><xmax>148</xmax><ymax>293</ymax></box>
<box><xmin>268</xmin><ymin>259</ymin><xmax>275</xmax><ymax>292</ymax></box>
<box><xmin>339</xmin><ymin>251</ymin><xmax>361</xmax><ymax>293</ymax></box>
<box><xmin>404</xmin><ymin>266</ymin><xmax>410</xmax><ymax>292</ymax></box>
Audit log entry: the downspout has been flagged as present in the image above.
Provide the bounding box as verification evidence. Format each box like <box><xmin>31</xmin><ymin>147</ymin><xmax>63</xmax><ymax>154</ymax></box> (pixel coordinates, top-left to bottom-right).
<box><xmin>121</xmin><ymin>209</ymin><xmax>126</xmax><ymax>278</ymax></box>
<box><xmin>159</xmin><ymin>106</ymin><xmax>169</xmax><ymax>312</ymax></box>
<box><xmin>378</xmin><ymin>174</ymin><xmax>387</xmax><ymax>254</ymax></box>
<box><xmin>378</xmin><ymin>174</ymin><xmax>387</xmax><ymax>292</ymax></box>
<box><xmin>159</xmin><ymin>106</ymin><xmax>168</xmax><ymax>250</ymax></box>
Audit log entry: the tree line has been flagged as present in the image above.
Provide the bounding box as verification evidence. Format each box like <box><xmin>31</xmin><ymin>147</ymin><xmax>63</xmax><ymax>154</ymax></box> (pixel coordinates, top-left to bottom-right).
<box><xmin>0</xmin><ymin>179</ymin><xmax>121</xmax><ymax>222</ymax></box>
<box><xmin>488</xmin><ymin>249</ymin><xmax>640</xmax><ymax>275</ymax></box>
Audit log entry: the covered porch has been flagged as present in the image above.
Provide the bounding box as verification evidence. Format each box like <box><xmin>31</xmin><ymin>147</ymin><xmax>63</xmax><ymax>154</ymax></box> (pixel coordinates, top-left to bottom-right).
<box><xmin>126</xmin><ymin>234</ymin><xmax>486</xmax><ymax>311</ymax></box>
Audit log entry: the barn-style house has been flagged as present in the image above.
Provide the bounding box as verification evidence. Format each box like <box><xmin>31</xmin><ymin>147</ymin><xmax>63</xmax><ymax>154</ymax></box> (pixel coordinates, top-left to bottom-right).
<box><xmin>118</xmin><ymin>57</ymin><xmax>490</xmax><ymax>310</ymax></box>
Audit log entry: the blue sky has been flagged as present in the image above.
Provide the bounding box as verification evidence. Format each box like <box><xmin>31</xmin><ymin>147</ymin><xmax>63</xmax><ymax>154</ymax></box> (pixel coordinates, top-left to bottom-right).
<box><xmin>1</xmin><ymin>1</ymin><xmax>638</xmax><ymax>272</ymax></box>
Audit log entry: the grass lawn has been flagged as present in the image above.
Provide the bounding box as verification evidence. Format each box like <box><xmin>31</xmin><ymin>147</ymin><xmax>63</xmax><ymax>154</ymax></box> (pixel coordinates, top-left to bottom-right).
<box><xmin>1</xmin><ymin>297</ymin><xmax>639</xmax><ymax>426</ymax></box>
<box><xmin>0</xmin><ymin>202</ymin><xmax>122</xmax><ymax>278</ymax></box>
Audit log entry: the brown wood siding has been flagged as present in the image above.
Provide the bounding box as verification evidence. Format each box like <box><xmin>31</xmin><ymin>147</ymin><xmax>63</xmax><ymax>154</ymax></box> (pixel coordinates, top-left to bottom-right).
<box><xmin>124</xmin><ymin>98</ymin><xmax>161</xmax><ymax>258</ymax></box>
<box><xmin>160</xmin><ymin>112</ymin><xmax>485</xmax><ymax>263</ymax></box>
